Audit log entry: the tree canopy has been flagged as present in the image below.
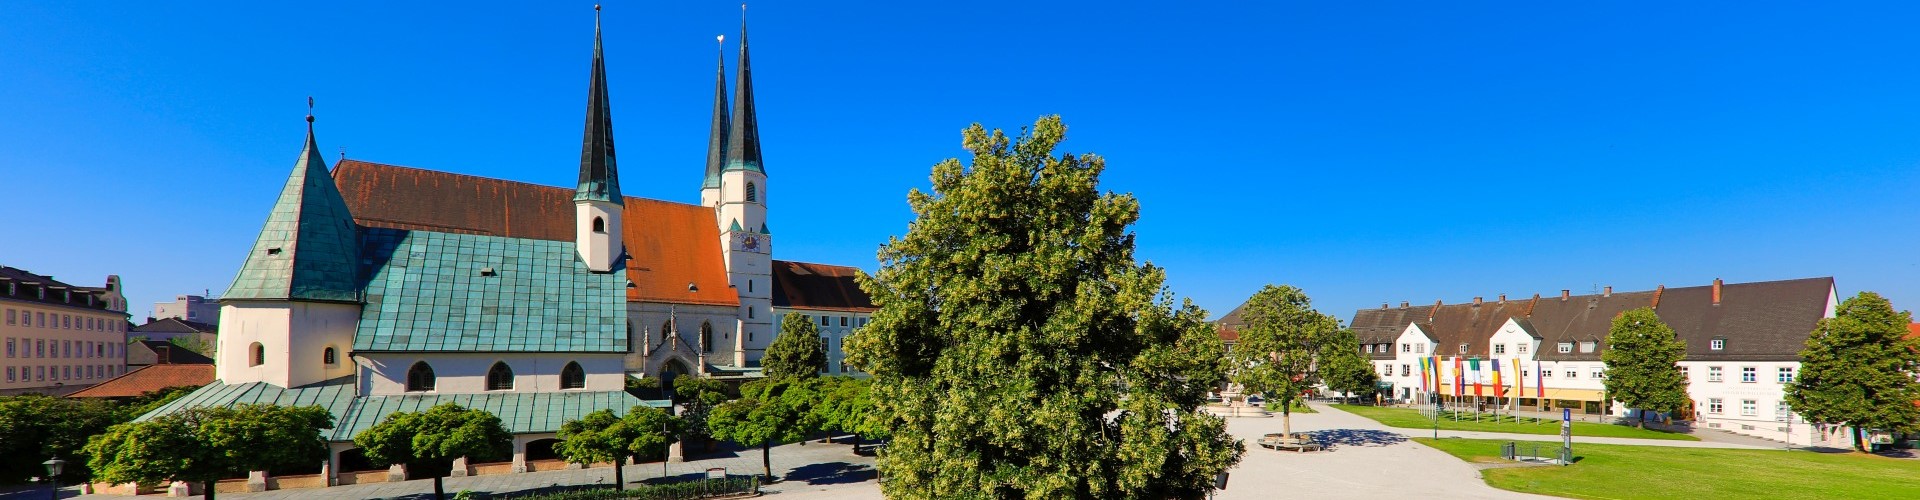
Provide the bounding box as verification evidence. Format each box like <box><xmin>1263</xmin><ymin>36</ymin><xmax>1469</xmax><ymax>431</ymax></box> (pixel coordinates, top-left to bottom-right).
<box><xmin>843</xmin><ymin>115</ymin><xmax>1242</xmax><ymax>499</ymax></box>
<box><xmin>86</xmin><ymin>404</ymin><xmax>333</xmax><ymax>500</ymax></box>
<box><xmin>764</xmin><ymin>312</ymin><xmax>827</xmax><ymax>379</ymax></box>
<box><xmin>354</xmin><ymin>403</ymin><xmax>511</xmax><ymax>500</ymax></box>
<box><xmin>1318</xmin><ymin>327</ymin><xmax>1379</xmax><ymax>401</ymax></box>
<box><xmin>1601</xmin><ymin>307</ymin><xmax>1689</xmax><ymax>427</ymax></box>
<box><xmin>555</xmin><ymin>407</ymin><xmax>680</xmax><ymax>489</ymax></box>
<box><xmin>1228</xmin><ymin>284</ymin><xmax>1341</xmax><ymax>435</ymax></box>
<box><xmin>0</xmin><ymin>395</ymin><xmax>124</xmax><ymax>484</ymax></box>
<box><xmin>1785</xmin><ymin>292</ymin><xmax>1920</xmax><ymax>451</ymax></box>
<box><xmin>707</xmin><ymin>378</ymin><xmax>814</xmax><ymax>479</ymax></box>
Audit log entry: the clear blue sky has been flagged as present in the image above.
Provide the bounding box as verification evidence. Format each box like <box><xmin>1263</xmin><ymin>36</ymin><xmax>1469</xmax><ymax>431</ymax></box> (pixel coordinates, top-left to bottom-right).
<box><xmin>3</xmin><ymin>1</ymin><xmax>1916</xmax><ymax>323</ymax></box>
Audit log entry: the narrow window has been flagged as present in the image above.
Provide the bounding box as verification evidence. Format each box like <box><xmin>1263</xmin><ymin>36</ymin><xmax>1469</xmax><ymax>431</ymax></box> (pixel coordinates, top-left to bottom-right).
<box><xmin>748</xmin><ymin>280</ymin><xmax>753</xmax><ymax>293</ymax></box>
<box><xmin>701</xmin><ymin>322</ymin><xmax>714</xmax><ymax>353</ymax></box>
<box><xmin>249</xmin><ymin>342</ymin><xmax>265</xmax><ymax>367</ymax></box>
<box><xmin>406</xmin><ymin>361</ymin><xmax>436</xmax><ymax>392</ymax></box>
<box><xmin>560</xmin><ymin>361</ymin><xmax>586</xmax><ymax>389</ymax></box>
<box><xmin>323</xmin><ymin>347</ymin><xmax>337</xmax><ymax>365</ymax></box>
<box><xmin>486</xmin><ymin>362</ymin><xmax>514</xmax><ymax>391</ymax></box>
<box><xmin>592</xmin><ymin>216</ymin><xmax>606</xmax><ymax>233</ymax></box>
<box><xmin>745</xmin><ymin>182</ymin><xmax>758</xmax><ymax>202</ymax></box>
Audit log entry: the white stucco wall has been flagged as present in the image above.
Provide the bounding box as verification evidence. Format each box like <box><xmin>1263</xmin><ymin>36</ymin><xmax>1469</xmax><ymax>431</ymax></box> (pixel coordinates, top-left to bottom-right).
<box><xmin>773</xmin><ymin>308</ymin><xmax>872</xmax><ymax>376</ymax></box>
<box><xmin>626</xmin><ymin>302</ymin><xmax>737</xmax><ymax>374</ymax></box>
<box><xmin>355</xmin><ymin>352</ymin><xmax>625</xmax><ymax>396</ymax></box>
<box><xmin>217</xmin><ymin>301</ymin><xmax>357</xmax><ymax>388</ymax></box>
<box><xmin>574</xmin><ymin>200</ymin><xmax>622</xmax><ymax>273</ymax></box>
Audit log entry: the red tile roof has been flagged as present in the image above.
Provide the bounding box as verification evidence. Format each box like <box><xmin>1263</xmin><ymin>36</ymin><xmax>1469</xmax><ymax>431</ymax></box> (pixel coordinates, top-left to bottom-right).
<box><xmin>68</xmin><ymin>364</ymin><xmax>214</xmax><ymax>398</ymax></box>
<box><xmin>770</xmin><ymin>260</ymin><xmax>875</xmax><ymax>312</ymax></box>
<box><xmin>1907</xmin><ymin>323</ymin><xmax>1920</xmax><ymax>340</ymax></box>
<box><xmin>333</xmin><ymin>160</ymin><xmax>738</xmax><ymax>307</ymax></box>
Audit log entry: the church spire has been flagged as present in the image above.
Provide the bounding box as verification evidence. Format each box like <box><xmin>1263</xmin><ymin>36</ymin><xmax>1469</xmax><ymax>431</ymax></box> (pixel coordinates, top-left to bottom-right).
<box><xmin>223</xmin><ymin>102</ymin><xmax>361</xmax><ymax>303</ymax></box>
<box><xmin>702</xmin><ymin>35</ymin><xmax>729</xmax><ymax>190</ymax></box>
<box><xmin>576</xmin><ymin>4</ymin><xmax>622</xmax><ymax>204</ymax></box>
<box><xmin>722</xmin><ymin>6</ymin><xmax>763</xmax><ymax>174</ymax></box>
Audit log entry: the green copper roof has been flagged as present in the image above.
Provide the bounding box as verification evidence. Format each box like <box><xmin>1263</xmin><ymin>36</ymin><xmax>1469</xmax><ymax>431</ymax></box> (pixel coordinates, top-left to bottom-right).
<box><xmin>575</xmin><ymin>11</ymin><xmax>623</xmax><ymax>204</ymax></box>
<box><xmin>136</xmin><ymin>376</ymin><xmax>359</xmax><ymax>428</ymax></box>
<box><xmin>352</xmin><ymin>228</ymin><xmax>627</xmax><ymax>353</ymax></box>
<box><xmin>760</xmin><ymin>223</ymin><xmax>770</xmax><ymax>235</ymax></box>
<box><xmin>729</xmin><ymin>219</ymin><xmax>743</xmax><ymax>232</ymax></box>
<box><xmin>334</xmin><ymin>391</ymin><xmax>664</xmax><ymax>439</ymax></box>
<box><xmin>703</xmin><ymin>42</ymin><xmax>729</xmax><ymax>190</ymax></box>
<box><xmin>224</xmin><ymin>123</ymin><xmax>362</xmax><ymax>302</ymax></box>
<box><xmin>141</xmin><ymin>376</ymin><xmax>669</xmax><ymax>441</ymax></box>
<box><xmin>722</xmin><ymin>18</ymin><xmax>764</xmax><ymax>174</ymax></box>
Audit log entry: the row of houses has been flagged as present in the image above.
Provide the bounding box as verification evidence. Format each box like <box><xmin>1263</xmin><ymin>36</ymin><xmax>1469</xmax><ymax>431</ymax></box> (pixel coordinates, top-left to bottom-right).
<box><xmin>1222</xmin><ymin>277</ymin><xmax>1868</xmax><ymax>447</ymax></box>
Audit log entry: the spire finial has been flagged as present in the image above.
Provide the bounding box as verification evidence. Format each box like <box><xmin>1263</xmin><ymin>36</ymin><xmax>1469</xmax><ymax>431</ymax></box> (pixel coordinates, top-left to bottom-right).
<box><xmin>305</xmin><ymin>96</ymin><xmax>314</xmax><ymax>123</ymax></box>
<box><xmin>594</xmin><ymin>4</ymin><xmax>601</xmax><ymax>28</ymax></box>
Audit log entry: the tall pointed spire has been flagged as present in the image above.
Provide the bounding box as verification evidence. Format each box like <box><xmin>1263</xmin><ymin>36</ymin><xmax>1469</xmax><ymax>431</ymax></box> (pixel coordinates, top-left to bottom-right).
<box><xmin>576</xmin><ymin>4</ymin><xmax>623</xmax><ymax>204</ymax></box>
<box><xmin>224</xmin><ymin>103</ymin><xmax>361</xmax><ymax>303</ymax></box>
<box><xmin>723</xmin><ymin>5</ymin><xmax>763</xmax><ymax>174</ymax></box>
<box><xmin>702</xmin><ymin>35</ymin><xmax>729</xmax><ymax>190</ymax></box>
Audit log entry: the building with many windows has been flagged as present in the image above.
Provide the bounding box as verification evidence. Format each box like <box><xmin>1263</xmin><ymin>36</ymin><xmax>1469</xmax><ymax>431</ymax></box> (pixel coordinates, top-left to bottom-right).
<box><xmin>0</xmin><ymin>265</ymin><xmax>130</xmax><ymax>395</ymax></box>
<box><xmin>136</xmin><ymin>9</ymin><xmax>875</xmax><ymax>484</ymax></box>
<box><xmin>1328</xmin><ymin>277</ymin><xmax>1848</xmax><ymax>446</ymax></box>
<box><xmin>152</xmin><ymin>294</ymin><xmax>221</xmax><ymax>324</ymax></box>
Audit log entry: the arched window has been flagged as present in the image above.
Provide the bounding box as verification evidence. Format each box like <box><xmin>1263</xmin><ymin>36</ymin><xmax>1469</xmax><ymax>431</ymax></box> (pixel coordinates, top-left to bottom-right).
<box><xmin>745</xmin><ymin>182</ymin><xmax>757</xmax><ymax>202</ymax></box>
<box><xmin>249</xmin><ymin>342</ymin><xmax>265</xmax><ymax>367</ymax></box>
<box><xmin>323</xmin><ymin>347</ymin><xmax>337</xmax><ymax>365</ymax></box>
<box><xmin>406</xmin><ymin>361</ymin><xmax>436</xmax><ymax>392</ymax></box>
<box><xmin>486</xmin><ymin>362</ymin><xmax>514</xmax><ymax>391</ymax></box>
<box><xmin>701</xmin><ymin>322</ymin><xmax>714</xmax><ymax>353</ymax></box>
<box><xmin>592</xmin><ymin>216</ymin><xmax>606</xmax><ymax>233</ymax></box>
<box><xmin>560</xmin><ymin>362</ymin><xmax>586</xmax><ymax>389</ymax></box>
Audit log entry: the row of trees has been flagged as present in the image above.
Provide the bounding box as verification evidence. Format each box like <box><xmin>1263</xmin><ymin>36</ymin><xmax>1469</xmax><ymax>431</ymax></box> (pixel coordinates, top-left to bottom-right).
<box><xmin>0</xmin><ymin>386</ymin><xmax>196</xmax><ymax>485</ymax></box>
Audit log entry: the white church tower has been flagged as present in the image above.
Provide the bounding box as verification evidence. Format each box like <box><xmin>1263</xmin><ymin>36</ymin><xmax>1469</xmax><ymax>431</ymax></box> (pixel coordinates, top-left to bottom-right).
<box><xmin>216</xmin><ymin>109</ymin><xmax>361</xmax><ymax>389</ymax></box>
<box><xmin>716</xmin><ymin>17</ymin><xmax>774</xmax><ymax>363</ymax></box>
<box><xmin>575</xmin><ymin>7</ymin><xmax>625</xmax><ymax>273</ymax></box>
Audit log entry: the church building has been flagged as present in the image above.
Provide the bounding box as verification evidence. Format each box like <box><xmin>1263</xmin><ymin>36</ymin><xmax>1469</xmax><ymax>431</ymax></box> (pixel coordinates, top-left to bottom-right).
<box><xmin>140</xmin><ymin>9</ymin><xmax>875</xmax><ymax>478</ymax></box>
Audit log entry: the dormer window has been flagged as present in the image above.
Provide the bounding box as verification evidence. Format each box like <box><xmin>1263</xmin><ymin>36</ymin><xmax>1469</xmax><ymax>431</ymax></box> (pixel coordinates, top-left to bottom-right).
<box><xmin>1580</xmin><ymin>341</ymin><xmax>1596</xmax><ymax>353</ymax></box>
<box><xmin>1557</xmin><ymin>342</ymin><xmax>1573</xmax><ymax>353</ymax></box>
<box><xmin>592</xmin><ymin>216</ymin><xmax>606</xmax><ymax>233</ymax></box>
<box><xmin>1710</xmin><ymin>338</ymin><xmax>1725</xmax><ymax>350</ymax></box>
<box><xmin>1458</xmin><ymin>343</ymin><xmax>1469</xmax><ymax>354</ymax></box>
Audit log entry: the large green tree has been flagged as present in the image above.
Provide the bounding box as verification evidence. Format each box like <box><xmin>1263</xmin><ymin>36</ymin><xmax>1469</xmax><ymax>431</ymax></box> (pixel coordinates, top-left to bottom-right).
<box><xmin>555</xmin><ymin>407</ymin><xmax>681</xmax><ymax>489</ymax></box>
<box><xmin>86</xmin><ymin>404</ymin><xmax>333</xmax><ymax>500</ymax></box>
<box><xmin>764</xmin><ymin>313</ymin><xmax>827</xmax><ymax>379</ymax></box>
<box><xmin>1318</xmin><ymin>328</ymin><xmax>1379</xmax><ymax>402</ymax></box>
<box><xmin>1228</xmin><ymin>284</ymin><xmax>1341</xmax><ymax>436</ymax></box>
<box><xmin>669</xmin><ymin>376</ymin><xmax>737</xmax><ymax>444</ymax></box>
<box><xmin>1785</xmin><ymin>292</ymin><xmax>1920</xmax><ymax>451</ymax></box>
<box><xmin>353</xmin><ymin>403</ymin><xmax>512</xmax><ymax>500</ymax></box>
<box><xmin>706</xmin><ymin>379</ymin><xmax>814</xmax><ymax>479</ymax></box>
<box><xmin>1601</xmin><ymin>307</ymin><xmax>1689</xmax><ymax>428</ymax></box>
<box><xmin>0</xmin><ymin>395</ymin><xmax>123</xmax><ymax>484</ymax></box>
<box><xmin>843</xmin><ymin>116</ymin><xmax>1242</xmax><ymax>499</ymax></box>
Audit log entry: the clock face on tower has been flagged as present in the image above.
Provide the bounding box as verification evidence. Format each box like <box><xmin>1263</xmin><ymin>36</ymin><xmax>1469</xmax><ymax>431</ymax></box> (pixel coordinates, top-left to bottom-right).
<box><xmin>731</xmin><ymin>233</ymin><xmax>769</xmax><ymax>254</ymax></box>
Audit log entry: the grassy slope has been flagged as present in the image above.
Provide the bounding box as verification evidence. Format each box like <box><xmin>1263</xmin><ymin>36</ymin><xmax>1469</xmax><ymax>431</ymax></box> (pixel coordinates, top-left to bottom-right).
<box><xmin>1332</xmin><ymin>404</ymin><xmax>1698</xmax><ymax>441</ymax></box>
<box><xmin>1416</xmin><ymin>437</ymin><xmax>1920</xmax><ymax>500</ymax></box>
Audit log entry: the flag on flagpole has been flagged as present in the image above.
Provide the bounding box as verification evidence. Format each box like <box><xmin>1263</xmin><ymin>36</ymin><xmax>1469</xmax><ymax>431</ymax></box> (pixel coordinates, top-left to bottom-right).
<box><xmin>1453</xmin><ymin>357</ymin><xmax>1465</xmax><ymax>397</ymax></box>
<box><xmin>1513</xmin><ymin>357</ymin><xmax>1525</xmax><ymax>401</ymax></box>
<box><xmin>1469</xmin><ymin>358</ymin><xmax>1483</xmax><ymax>397</ymax></box>
<box><xmin>1417</xmin><ymin>357</ymin><xmax>1429</xmax><ymax>392</ymax></box>
<box><xmin>1534</xmin><ymin>360</ymin><xmax>1545</xmax><ymax>398</ymax></box>
<box><xmin>1491</xmin><ymin>359</ymin><xmax>1503</xmax><ymax>398</ymax></box>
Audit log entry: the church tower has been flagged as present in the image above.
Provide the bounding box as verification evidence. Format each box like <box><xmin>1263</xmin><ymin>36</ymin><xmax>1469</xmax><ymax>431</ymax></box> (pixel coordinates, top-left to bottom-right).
<box><xmin>217</xmin><ymin>109</ymin><xmax>361</xmax><ymax>389</ymax></box>
<box><xmin>575</xmin><ymin>6</ymin><xmax>625</xmax><ymax>273</ymax></box>
<box><xmin>717</xmin><ymin>16</ymin><xmax>774</xmax><ymax>362</ymax></box>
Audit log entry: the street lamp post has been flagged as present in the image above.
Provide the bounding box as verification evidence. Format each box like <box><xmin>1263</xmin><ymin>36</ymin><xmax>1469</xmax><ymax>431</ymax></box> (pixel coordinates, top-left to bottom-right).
<box><xmin>42</xmin><ymin>457</ymin><xmax>65</xmax><ymax>500</ymax></box>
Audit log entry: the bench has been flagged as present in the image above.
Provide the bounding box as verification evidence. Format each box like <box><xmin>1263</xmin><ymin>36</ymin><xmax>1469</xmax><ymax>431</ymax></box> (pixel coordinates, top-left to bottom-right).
<box><xmin>1257</xmin><ymin>433</ymin><xmax>1324</xmax><ymax>452</ymax></box>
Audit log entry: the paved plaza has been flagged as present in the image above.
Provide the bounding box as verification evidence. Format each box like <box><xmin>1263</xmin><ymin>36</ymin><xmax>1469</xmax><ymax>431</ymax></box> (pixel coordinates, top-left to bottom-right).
<box><xmin>39</xmin><ymin>402</ymin><xmax>1775</xmax><ymax>499</ymax></box>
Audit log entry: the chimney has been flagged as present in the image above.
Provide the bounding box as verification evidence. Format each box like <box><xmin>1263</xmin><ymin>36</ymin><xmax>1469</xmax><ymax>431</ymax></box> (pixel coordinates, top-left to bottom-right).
<box><xmin>1400</xmin><ymin>301</ymin><xmax>1410</xmax><ymax>309</ymax></box>
<box><xmin>1498</xmin><ymin>294</ymin><xmax>1506</xmax><ymax>304</ymax></box>
<box><xmin>1473</xmin><ymin>296</ymin><xmax>1483</xmax><ymax>306</ymax></box>
<box><xmin>1712</xmin><ymin>278</ymin><xmax>1723</xmax><ymax>305</ymax></box>
<box><xmin>1652</xmin><ymin>285</ymin><xmax>1665</xmax><ymax>309</ymax></box>
<box><xmin>1603</xmin><ymin>286</ymin><xmax>1612</xmax><ymax>297</ymax></box>
<box><xmin>1561</xmin><ymin>289</ymin><xmax>1570</xmax><ymax>301</ymax></box>
<box><xmin>1381</xmin><ymin>303</ymin><xmax>1389</xmax><ymax>310</ymax></box>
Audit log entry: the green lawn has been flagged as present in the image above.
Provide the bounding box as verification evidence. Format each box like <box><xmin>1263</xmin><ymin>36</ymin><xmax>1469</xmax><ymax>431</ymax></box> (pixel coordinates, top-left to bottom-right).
<box><xmin>1416</xmin><ymin>437</ymin><xmax>1920</xmax><ymax>499</ymax></box>
<box><xmin>1331</xmin><ymin>404</ymin><xmax>1698</xmax><ymax>441</ymax></box>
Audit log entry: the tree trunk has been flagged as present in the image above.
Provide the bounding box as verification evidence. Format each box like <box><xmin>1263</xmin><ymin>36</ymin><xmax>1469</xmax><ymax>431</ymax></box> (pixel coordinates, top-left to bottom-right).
<box><xmin>614</xmin><ymin>456</ymin><xmax>625</xmax><ymax>490</ymax></box>
<box><xmin>1281</xmin><ymin>403</ymin><xmax>1292</xmax><ymax>436</ymax></box>
<box><xmin>761</xmin><ymin>442</ymin><xmax>773</xmax><ymax>480</ymax></box>
<box><xmin>204</xmin><ymin>481</ymin><xmax>216</xmax><ymax>500</ymax></box>
<box><xmin>433</xmin><ymin>475</ymin><xmax>445</xmax><ymax>500</ymax></box>
<box><xmin>854</xmin><ymin>433</ymin><xmax>863</xmax><ymax>454</ymax></box>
